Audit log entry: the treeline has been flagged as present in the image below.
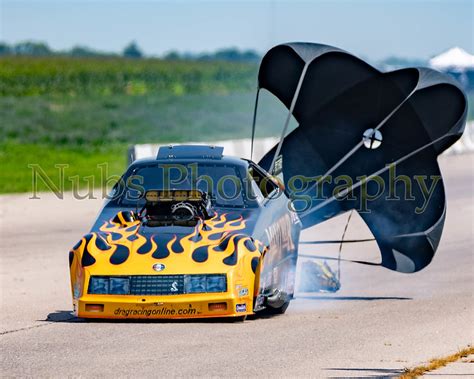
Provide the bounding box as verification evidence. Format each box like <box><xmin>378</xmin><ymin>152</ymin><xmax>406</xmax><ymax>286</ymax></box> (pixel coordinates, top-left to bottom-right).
<box><xmin>0</xmin><ymin>40</ymin><xmax>261</xmax><ymax>62</ymax></box>
<box><xmin>163</xmin><ymin>48</ymin><xmax>260</xmax><ymax>62</ymax></box>
<box><xmin>0</xmin><ymin>41</ymin><xmax>119</xmax><ymax>57</ymax></box>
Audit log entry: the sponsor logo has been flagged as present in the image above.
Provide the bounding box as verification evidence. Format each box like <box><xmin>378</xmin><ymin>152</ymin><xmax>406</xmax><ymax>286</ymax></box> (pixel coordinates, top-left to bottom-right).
<box><xmin>114</xmin><ymin>306</ymin><xmax>197</xmax><ymax>317</ymax></box>
<box><xmin>236</xmin><ymin>303</ymin><xmax>247</xmax><ymax>312</ymax></box>
<box><xmin>170</xmin><ymin>281</ymin><xmax>178</xmax><ymax>292</ymax></box>
<box><xmin>152</xmin><ymin>263</ymin><xmax>165</xmax><ymax>272</ymax></box>
<box><xmin>264</xmin><ymin>214</ymin><xmax>296</xmax><ymax>260</ymax></box>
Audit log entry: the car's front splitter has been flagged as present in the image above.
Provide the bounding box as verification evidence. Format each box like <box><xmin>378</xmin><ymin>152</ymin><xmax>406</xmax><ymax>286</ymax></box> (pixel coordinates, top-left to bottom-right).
<box><xmin>75</xmin><ymin>294</ymin><xmax>253</xmax><ymax>320</ymax></box>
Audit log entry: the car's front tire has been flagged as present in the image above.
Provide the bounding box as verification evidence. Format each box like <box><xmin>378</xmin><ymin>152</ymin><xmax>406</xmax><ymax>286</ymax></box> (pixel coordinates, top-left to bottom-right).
<box><xmin>260</xmin><ymin>301</ymin><xmax>290</xmax><ymax>315</ymax></box>
<box><xmin>257</xmin><ymin>288</ymin><xmax>291</xmax><ymax>316</ymax></box>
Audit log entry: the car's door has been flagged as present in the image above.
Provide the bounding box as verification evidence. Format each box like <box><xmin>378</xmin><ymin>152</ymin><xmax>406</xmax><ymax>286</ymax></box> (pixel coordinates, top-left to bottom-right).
<box><xmin>247</xmin><ymin>162</ymin><xmax>301</xmax><ymax>298</ymax></box>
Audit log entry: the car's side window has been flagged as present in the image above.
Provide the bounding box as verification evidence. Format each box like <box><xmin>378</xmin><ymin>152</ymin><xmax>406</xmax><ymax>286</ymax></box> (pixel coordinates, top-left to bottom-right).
<box><xmin>247</xmin><ymin>170</ymin><xmax>265</xmax><ymax>205</ymax></box>
<box><xmin>248</xmin><ymin>164</ymin><xmax>278</xmax><ymax>200</ymax></box>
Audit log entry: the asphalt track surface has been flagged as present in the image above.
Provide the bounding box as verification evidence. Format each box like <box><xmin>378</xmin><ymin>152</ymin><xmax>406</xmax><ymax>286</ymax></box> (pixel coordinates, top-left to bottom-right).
<box><xmin>1</xmin><ymin>154</ymin><xmax>473</xmax><ymax>378</ymax></box>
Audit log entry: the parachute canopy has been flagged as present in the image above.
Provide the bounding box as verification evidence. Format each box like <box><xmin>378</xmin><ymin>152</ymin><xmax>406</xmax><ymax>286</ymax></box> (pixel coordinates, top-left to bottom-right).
<box><xmin>257</xmin><ymin>43</ymin><xmax>467</xmax><ymax>273</ymax></box>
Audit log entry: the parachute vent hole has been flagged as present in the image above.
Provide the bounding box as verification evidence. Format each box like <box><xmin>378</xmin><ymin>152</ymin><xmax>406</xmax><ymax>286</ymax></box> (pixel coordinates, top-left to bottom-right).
<box><xmin>363</xmin><ymin>128</ymin><xmax>383</xmax><ymax>149</ymax></box>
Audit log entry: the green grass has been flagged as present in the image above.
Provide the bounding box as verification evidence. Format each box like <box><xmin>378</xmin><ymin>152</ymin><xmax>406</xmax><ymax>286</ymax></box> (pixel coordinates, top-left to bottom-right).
<box><xmin>0</xmin><ymin>91</ymin><xmax>289</xmax><ymax>146</ymax></box>
<box><xmin>0</xmin><ymin>90</ymin><xmax>291</xmax><ymax>194</ymax></box>
<box><xmin>0</xmin><ymin>142</ymin><xmax>126</xmax><ymax>194</ymax></box>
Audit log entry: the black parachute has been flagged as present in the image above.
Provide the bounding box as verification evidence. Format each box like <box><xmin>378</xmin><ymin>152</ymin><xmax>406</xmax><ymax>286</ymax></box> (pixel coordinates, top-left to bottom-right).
<box><xmin>257</xmin><ymin>43</ymin><xmax>467</xmax><ymax>273</ymax></box>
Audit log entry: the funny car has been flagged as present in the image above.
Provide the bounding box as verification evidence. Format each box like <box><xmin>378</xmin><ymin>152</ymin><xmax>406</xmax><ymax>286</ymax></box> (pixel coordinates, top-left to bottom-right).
<box><xmin>69</xmin><ymin>145</ymin><xmax>301</xmax><ymax>319</ymax></box>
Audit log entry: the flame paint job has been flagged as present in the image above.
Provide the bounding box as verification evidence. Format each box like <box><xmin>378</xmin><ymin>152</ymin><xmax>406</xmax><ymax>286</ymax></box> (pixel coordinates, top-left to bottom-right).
<box><xmin>71</xmin><ymin>212</ymin><xmax>262</xmax><ymax>271</ymax></box>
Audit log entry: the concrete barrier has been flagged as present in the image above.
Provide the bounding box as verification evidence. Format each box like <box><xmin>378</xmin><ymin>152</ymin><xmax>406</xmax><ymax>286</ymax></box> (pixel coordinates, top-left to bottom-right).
<box><xmin>128</xmin><ymin>121</ymin><xmax>473</xmax><ymax>165</ymax></box>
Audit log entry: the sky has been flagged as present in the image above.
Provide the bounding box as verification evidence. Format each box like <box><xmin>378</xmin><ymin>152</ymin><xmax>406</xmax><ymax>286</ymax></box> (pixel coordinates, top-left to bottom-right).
<box><xmin>1</xmin><ymin>0</ymin><xmax>473</xmax><ymax>60</ymax></box>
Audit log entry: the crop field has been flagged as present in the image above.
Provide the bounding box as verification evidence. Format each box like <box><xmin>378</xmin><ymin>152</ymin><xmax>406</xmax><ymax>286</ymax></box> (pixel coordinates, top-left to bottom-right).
<box><xmin>0</xmin><ymin>56</ymin><xmax>257</xmax><ymax>96</ymax></box>
<box><xmin>1</xmin><ymin>56</ymin><xmax>472</xmax><ymax>194</ymax></box>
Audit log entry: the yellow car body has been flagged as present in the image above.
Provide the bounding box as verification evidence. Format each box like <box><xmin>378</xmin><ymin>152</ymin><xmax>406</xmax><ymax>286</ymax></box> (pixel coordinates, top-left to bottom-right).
<box><xmin>70</xmin><ymin>212</ymin><xmax>264</xmax><ymax>320</ymax></box>
<box><xmin>68</xmin><ymin>151</ymin><xmax>301</xmax><ymax>320</ymax></box>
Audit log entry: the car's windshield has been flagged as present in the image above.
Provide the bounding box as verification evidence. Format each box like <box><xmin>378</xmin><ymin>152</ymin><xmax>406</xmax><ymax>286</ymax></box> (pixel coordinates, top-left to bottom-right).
<box><xmin>113</xmin><ymin>161</ymin><xmax>252</xmax><ymax>208</ymax></box>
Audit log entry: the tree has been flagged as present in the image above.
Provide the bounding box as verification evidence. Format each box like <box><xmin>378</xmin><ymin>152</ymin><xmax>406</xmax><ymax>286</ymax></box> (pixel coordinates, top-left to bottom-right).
<box><xmin>0</xmin><ymin>42</ymin><xmax>12</xmax><ymax>55</ymax></box>
<box><xmin>70</xmin><ymin>45</ymin><xmax>101</xmax><ymax>57</ymax></box>
<box><xmin>163</xmin><ymin>51</ymin><xmax>181</xmax><ymax>60</ymax></box>
<box><xmin>123</xmin><ymin>41</ymin><xmax>143</xmax><ymax>58</ymax></box>
<box><xmin>197</xmin><ymin>47</ymin><xmax>260</xmax><ymax>62</ymax></box>
<box><xmin>14</xmin><ymin>41</ymin><xmax>52</xmax><ymax>56</ymax></box>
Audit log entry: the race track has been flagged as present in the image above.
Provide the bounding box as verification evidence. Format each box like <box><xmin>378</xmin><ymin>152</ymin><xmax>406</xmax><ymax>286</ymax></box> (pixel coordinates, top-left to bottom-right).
<box><xmin>1</xmin><ymin>154</ymin><xmax>473</xmax><ymax>378</ymax></box>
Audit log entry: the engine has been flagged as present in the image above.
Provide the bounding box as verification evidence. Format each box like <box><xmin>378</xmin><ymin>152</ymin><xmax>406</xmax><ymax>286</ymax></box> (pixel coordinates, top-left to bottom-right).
<box><xmin>142</xmin><ymin>190</ymin><xmax>213</xmax><ymax>227</ymax></box>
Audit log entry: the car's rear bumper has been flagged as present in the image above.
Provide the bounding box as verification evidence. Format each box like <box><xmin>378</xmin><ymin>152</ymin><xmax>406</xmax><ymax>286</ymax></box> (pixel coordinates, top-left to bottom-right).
<box><xmin>75</xmin><ymin>293</ymin><xmax>253</xmax><ymax>319</ymax></box>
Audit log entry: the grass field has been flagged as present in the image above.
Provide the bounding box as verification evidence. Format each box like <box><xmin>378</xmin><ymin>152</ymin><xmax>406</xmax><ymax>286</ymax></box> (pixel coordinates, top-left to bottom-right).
<box><xmin>0</xmin><ymin>56</ymin><xmax>472</xmax><ymax>194</ymax></box>
<box><xmin>0</xmin><ymin>56</ymin><xmax>261</xmax><ymax>194</ymax></box>
<box><xmin>0</xmin><ymin>90</ymin><xmax>293</xmax><ymax>194</ymax></box>
<box><xmin>0</xmin><ymin>91</ymin><xmax>289</xmax><ymax>146</ymax></box>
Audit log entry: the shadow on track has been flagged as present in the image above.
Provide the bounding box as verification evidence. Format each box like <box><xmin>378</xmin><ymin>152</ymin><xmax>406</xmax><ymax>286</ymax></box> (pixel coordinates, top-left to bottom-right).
<box><xmin>45</xmin><ymin>310</ymin><xmax>248</xmax><ymax>324</ymax></box>
<box><xmin>324</xmin><ymin>367</ymin><xmax>404</xmax><ymax>378</ymax></box>
<box><xmin>295</xmin><ymin>295</ymin><xmax>412</xmax><ymax>301</ymax></box>
<box><xmin>45</xmin><ymin>310</ymin><xmax>80</xmax><ymax>322</ymax></box>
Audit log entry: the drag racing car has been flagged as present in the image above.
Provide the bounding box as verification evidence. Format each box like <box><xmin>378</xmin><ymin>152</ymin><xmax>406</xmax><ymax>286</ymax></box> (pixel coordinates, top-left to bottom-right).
<box><xmin>70</xmin><ymin>145</ymin><xmax>301</xmax><ymax>319</ymax></box>
<box><xmin>68</xmin><ymin>42</ymin><xmax>467</xmax><ymax>320</ymax></box>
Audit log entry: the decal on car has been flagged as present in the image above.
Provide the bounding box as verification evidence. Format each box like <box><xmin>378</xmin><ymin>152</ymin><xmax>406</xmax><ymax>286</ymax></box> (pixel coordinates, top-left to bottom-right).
<box><xmin>236</xmin><ymin>303</ymin><xmax>247</xmax><ymax>312</ymax></box>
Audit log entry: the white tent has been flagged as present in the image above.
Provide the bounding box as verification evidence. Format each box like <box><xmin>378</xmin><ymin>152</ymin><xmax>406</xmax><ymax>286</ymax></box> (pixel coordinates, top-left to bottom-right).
<box><xmin>429</xmin><ymin>47</ymin><xmax>474</xmax><ymax>71</ymax></box>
